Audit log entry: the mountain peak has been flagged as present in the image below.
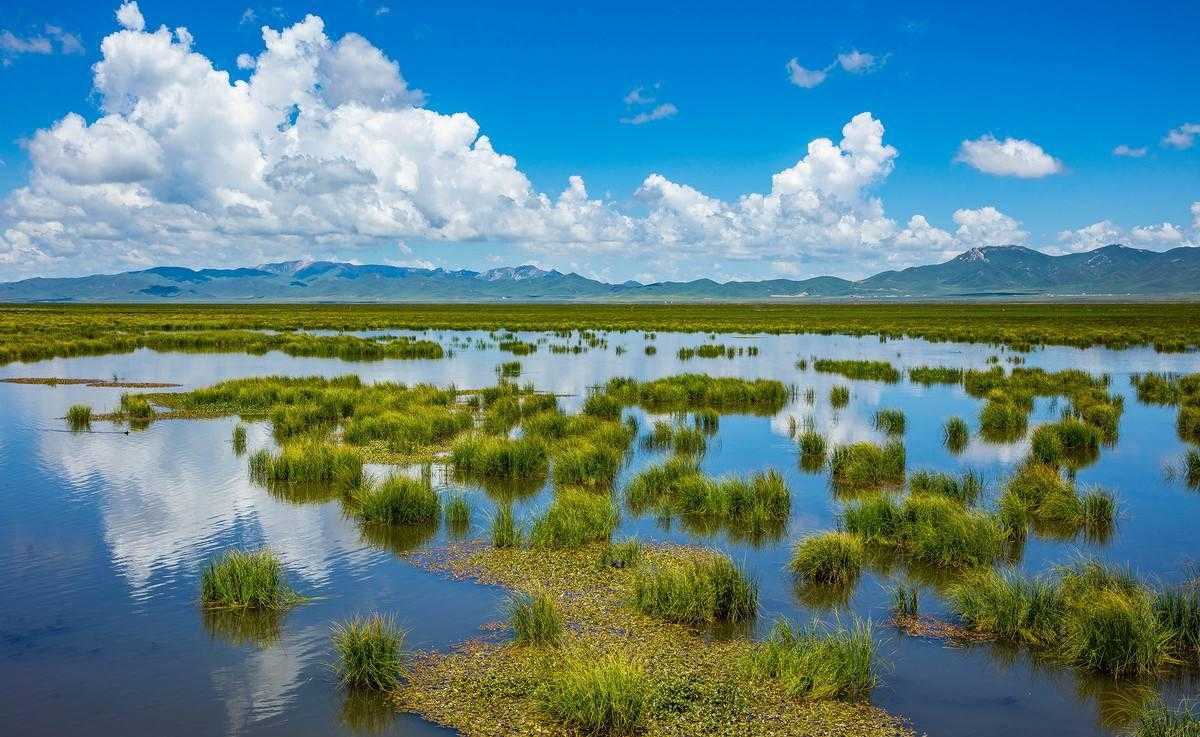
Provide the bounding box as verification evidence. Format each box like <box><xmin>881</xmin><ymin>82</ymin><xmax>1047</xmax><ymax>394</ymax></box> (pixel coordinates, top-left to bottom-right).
<box><xmin>478</xmin><ymin>265</ymin><xmax>558</xmax><ymax>281</ymax></box>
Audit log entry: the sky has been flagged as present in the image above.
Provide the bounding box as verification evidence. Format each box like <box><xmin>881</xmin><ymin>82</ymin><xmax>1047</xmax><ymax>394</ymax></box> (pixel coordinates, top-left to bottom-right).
<box><xmin>0</xmin><ymin>0</ymin><xmax>1196</xmax><ymax>283</ymax></box>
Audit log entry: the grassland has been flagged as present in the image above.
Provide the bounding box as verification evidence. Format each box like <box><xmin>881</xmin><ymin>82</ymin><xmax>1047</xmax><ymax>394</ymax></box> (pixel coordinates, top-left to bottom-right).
<box><xmin>3</xmin><ymin>302</ymin><xmax>1200</xmax><ymax>366</ymax></box>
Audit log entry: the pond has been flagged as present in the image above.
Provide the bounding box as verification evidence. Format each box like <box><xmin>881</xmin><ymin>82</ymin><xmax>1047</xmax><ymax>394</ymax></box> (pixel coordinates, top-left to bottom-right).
<box><xmin>1</xmin><ymin>329</ymin><xmax>1197</xmax><ymax>736</ymax></box>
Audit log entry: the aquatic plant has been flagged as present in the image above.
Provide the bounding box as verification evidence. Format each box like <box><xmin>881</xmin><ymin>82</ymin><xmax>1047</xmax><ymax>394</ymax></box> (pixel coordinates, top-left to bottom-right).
<box><xmin>908</xmin><ymin>469</ymin><xmax>982</xmax><ymax>506</ymax></box>
<box><xmin>496</xmin><ymin>360</ymin><xmax>522</xmax><ymax>378</ymax></box>
<box><xmin>829</xmin><ymin>386</ymin><xmax>850</xmax><ymax>409</ymax></box>
<box><xmin>843</xmin><ymin>494</ymin><xmax>1006</xmax><ymax>569</ymax></box>
<box><xmin>1030</xmin><ymin>418</ymin><xmax>1101</xmax><ymax>468</ymax></box>
<box><xmin>200</xmin><ymin>549</ymin><xmax>301</xmax><ymax>610</ymax></box>
<box><xmin>508</xmin><ymin>590</ymin><xmax>564</xmax><ymax>646</ymax></box>
<box><xmin>1187</xmin><ymin>448</ymin><xmax>1200</xmax><ymax>488</ymax></box>
<box><xmin>790</xmin><ymin>532</ymin><xmax>864</xmax><ymax>585</ymax></box>
<box><xmin>999</xmin><ymin>462</ymin><xmax>1115</xmax><ymax>539</ymax></box>
<box><xmin>1128</xmin><ymin>698</ymin><xmax>1200</xmax><ymax>737</ymax></box>
<box><xmin>692</xmin><ymin>408</ymin><xmax>719</xmax><ymax>435</ymax></box>
<box><xmin>529</xmin><ymin>490</ymin><xmax>619</xmax><ymax>549</ymax></box>
<box><xmin>551</xmin><ymin>439</ymin><xmax>623</xmax><ymax>490</ymax></box>
<box><xmin>908</xmin><ymin>366</ymin><xmax>964</xmax><ymax>385</ymax></box>
<box><xmin>978</xmin><ymin>394</ymin><xmax>1028</xmax><ymax>442</ymax></box>
<box><xmin>119</xmin><ymin>392</ymin><xmax>155</xmax><ymax>422</ymax></box>
<box><xmin>633</xmin><ymin>554</ymin><xmax>758</xmax><ymax>624</ymax></box>
<box><xmin>451</xmin><ymin>434</ymin><xmax>548</xmax><ymax>480</ymax></box>
<box><xmin>490</xmin><ymin>505</ymin><xmax>524</xmax><ymax>548</ymax></box>
<box><xmin>625</xmin><ymin>458</ymin><xmax>790</xmax><ymax>535</ymax></box>
<box><xmin>332</xmin><ymin>614</ymin><xmax>407</xmax><ymax>691</ymax></box>
<box><xmin>603</xmin><ymin>374</ymin><xmax>789</xmax><ymax>415</ymax></box>
<box><xmin>743</xmin><ymin>619</ymin><xmax>877</xmax><ymax>700</ymax></box>
<box><xmin>599</xmin><ymin>538</ymin><xmax>643</xmax><ymax>569</ymax></box>
<box><xmin>535</xmin><ymin>652</ymin><xmax>648</xmax><ymax>735</ymax></box>
<box><xmin>943</xmin><ymin>416</ymin><xmax>969</xmax><ymax>453</ymax></box>
<box><xmin>248</xmin><ymin>440</ymin><xmax>363</xmax><ymax>488</ymax></box>
<box><xmin>444</xmin><ymin>493</ymin><xmax>470</xmax><ymax>529</ymax></box>
<box><xmin>355</xmin><ymin>475</ymin><xmax>440</xmax><ymax>525</ymax></box>
<box><xmin>813</xmin><ymin>359</ymin><xmax>901</xmax><ymax>383</ymax></box>
<box><xmin>797</xmin><ymin>430</ymin><xmax>826</xmax><ymax>472</ymax></box>
<box><xmin>948</xmin><ymin>570</ymin><xmax>1063</xmax><ymax>646</ymax></box>
<box><xmin>890</xmin><ymin>584</ymin><xmax>919</xmax><ymax>618</ymax></box>
<box><xmin>232</xmin><ymin>424</ymin><xmax>247</xmax><ymax>454</ymax></box>
<box><xmin>873</xmin><ymin>409</ymin><xmax>906</xmax><ymax>436</ymax></box>
<box><xmin>828</xmin><ymin>441</ymin><xmax>905</xmax><ymax>491</ymax></box>
<box><xmin>66</xmin><ymin>403</ymin><xmax>92</xmax><ymax>430</ymax></box>
<box><xmin>582</xmin><ymin>393</ymin><xmax>623</xmax><ymax>421</ymax></box>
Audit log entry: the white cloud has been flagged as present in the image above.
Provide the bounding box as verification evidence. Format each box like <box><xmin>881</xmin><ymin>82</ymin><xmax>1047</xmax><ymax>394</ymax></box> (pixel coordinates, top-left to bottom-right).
<box><xmin>955</xmin><ymin>135</ymin><xmax>1063</xmax><ymax>178</ymax></box>
<box><xmin>895</xmin><ymin>214</ymin><xmax>954</xmax><ymax>249</ymax></box>
<box><xmin>623</xmin><ymin>85</ymin><xmax>657</xmax><ymax>105</ymax></box>
<box><xmin>621</xmin><ymin>103</ymin><xmax>677</xmax><ymax>126</ymax></box>
<box><xmin>1130</xmin><ymin>222</ymin><xmax>1184</xmax><ymax>245</ymax></box>
<box><xmin>1054</xmin><ymin>212</ymin><xmax>1196</xmax><ymax>255</ymax></box>
<box><xmin>0</xmin><ymin>30</ymin><xmax>54</xmax><ymax>55</ymax></box>
<box><xmin>1112</xmin><ymin>144</ymin><xmax>1147</xmax><ymax>158</ymax></box>
<box><xmin>1162</xmin><ymin>123</ymin><xmax>1200</xmax><ymax>150</ymax></box>
<box><xmin>376</xmin><ymin>6</ymin><xmax>391</xmax><ymax>16</ymax></box>
<box><xmin>786</xmin><ymin>58</ymin><xmax>828</xmax><ymax>88</ymax></box>
<box><xmin>116</xmin><ymin>1</ymin><xmax>145</xmax><ymax>32</ymax></box>
<box><xmin>236</xmin><ymin>52</ymin><xmax>255</xmax><ymax>69</ymax></box>
<box><xmin>239</xmin><ymin>8</ymin><xmax>257</xmax><ymax>25</ymax></box>
<box><xmin>952</xmin><ymin>206</ymin><xmax>1027</xmax><ymax>246</ymax></box>
<box><xmin>1056</xmin><ymin>220</ymin><xmax>1122</xmax><ymax>253</ymax></box>
<box><xmin>1193</xmin><ymin>201</ymin><xmax>1200</xmax><ymax>231</ymax></box>
<box><xmin>837</xmin><ymin>49</ymin><xmax>877</xmax><ymax>73</ymax></box>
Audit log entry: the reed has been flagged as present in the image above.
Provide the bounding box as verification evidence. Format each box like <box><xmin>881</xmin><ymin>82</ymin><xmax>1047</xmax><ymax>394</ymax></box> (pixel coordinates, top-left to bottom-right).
<box><xmin>490</xmin><ymin>505</ymin><xmax>524</xmax><ymax>548</ymax></box>
<box><xmin>332</xmin><ymin>615</ymin><xmax>407</xmax><ymax>691</ymax></box>
<box><xmin>232</xmin><ymin>424</ymin><xmax>247</xmax><ymax>454</ymax></box>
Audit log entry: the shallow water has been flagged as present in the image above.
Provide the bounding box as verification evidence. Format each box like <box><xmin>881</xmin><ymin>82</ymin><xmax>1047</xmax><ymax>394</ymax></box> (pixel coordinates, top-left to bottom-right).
<box><xmin>1</xmin><ymin>330</ymin><xmax>1198</xmax><ymax>736</ymax></box>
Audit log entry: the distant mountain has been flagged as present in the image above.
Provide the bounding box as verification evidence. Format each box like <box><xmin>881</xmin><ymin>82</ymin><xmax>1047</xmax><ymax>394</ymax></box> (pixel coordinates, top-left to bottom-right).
<box><xmin>2</xmin><ymin>244</ymin><xmax>1198</xmax><ymax>302</ymax></box>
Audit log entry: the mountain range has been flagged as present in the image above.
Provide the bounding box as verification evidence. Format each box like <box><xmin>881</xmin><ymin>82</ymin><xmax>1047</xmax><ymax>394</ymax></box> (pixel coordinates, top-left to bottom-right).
<box><xmin>2</xmin><ymin>244</ymin><xmax>1199</xmax><ymax>302</ymax></box>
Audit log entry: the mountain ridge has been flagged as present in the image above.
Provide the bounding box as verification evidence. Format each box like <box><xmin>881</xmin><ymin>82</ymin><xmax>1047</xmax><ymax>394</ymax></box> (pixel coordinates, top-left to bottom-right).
<box><xmin>2</xmin><ymin>244</ymin><xmax>1199</xmax><ymax>302</ymax></box>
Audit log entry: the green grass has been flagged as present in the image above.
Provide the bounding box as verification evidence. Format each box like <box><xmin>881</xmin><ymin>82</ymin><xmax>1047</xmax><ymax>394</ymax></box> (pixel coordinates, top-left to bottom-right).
<box><xmin>948</xmin><ymin>569</ymin><xmax>1064</xmax><ymax>646</ymax></box>
<box><xmin>843</xmin><ymin>494</ymin><xmax>1006</xmax><ymax>569</ymax></box>
<box><xmin>828</xmin><ymin>441</ymin><xmax>905</xmax><ymax>492</ymax></box>
<box><xmin>119</xmin><ymin>393</ymin><xmax>155</xmax><ymax>422</ymax></box>
<box><xmin>625</xmin><ymin>458</ymin><xmax>790</xmax><ymax>535</ymax></box>
<box><xmin>790</xmin><ymin>532</ymin><xmax>864</xmax><ymax>585</ymax></box>
<box><xmin>1030</xmin><ymin>418</ymin><xmax>1102</xmax><ymax>468</ymax></box>
<box><xmin>908</xmin><ymin>366</ymin><xmax>965</xmax><ymax>385</ymax></box>
<box><xmin>943</xmin><ymin>417</ymin><xmax>969</xmax><ymax>453</ymax></box>
<box><xmin>248</xmin><ymin>440</ymin><xmax>363</xmax><ymax>488</ymax></box>
<box><xmin>632</xmin><ymin>554</ymin><xmax>758</xmax><ymax>624</ymax></box>
<box><xmin>1128</xmin><ymin>698</ymin><xmax>1200</xmax><ymax>737</ymax></box>
<box><xmin>1000</xmin><ymin>462</ymin><xmax>1116</xmax><ymax>539</ymax></box>
<box><xmin>692</xmin><ymin>408</ymin><xmax>719</xmax><ymax>435</ymax></box>
<box><xmin>551</xmin><ymin>439</ymin><xmax>624</xmax><ymax>490</ymax></box>
<box><xmin>978</xmin><ymin>394</ymin><xmax>1029</xmax><ymax>442</ymax></box>
<box><xmin>491</xmin><ymin>505</ymin><xmax>524</xmax><ymax>548</ymax></box>
<box><xmin>829</xmin><ymin>385</ymin><xmax>850</xmax><ymax>408</ymax></box>
<box><xmin>66</xmin><ymin>403</ymin><xmax>92</xmax><ymax>430</ymax></box>
<box><xmin>529</xmin><ymin>490</ymin><xmax>619</xmax><ymax>549</ymax></box>
<box><xmin>908</xmin><ymin>469</ymin><xmax>982</xmax><ymax>506</ymax></box>
<box><xmin>872</xmin><ymin>409</ymin><xmax>906</xmax><ymax>435</ymax></box>
<box><xmin>508</xmin><ymin>590</ymin><xmax>565</xmax><ymax>646</ymax></box>
<box><xmin>890</xmin><ymin>584</ymin><xmax>919</xmax><ymax>617</ymax></box>
<box><xmin>744</xmin><ymin>619</ymin><xmax>877</xmax><ymax>700</ymax></box>
<box><xmin>599</xmin><ymin>539</ymin><xmax>644</xmax><ymax>569</ymax></box>
<box><xmin>642</xmin><ymin>421</ymin><xmax>707</xmax><ymax>455</ymax></box>
<box><xmin>496</xmin><ymin>361</ymin><xmax>522</xmax><ymax>378</ymax></box>
<box><xmin>535</xmin><ymin>652</ymin><xmax>649</xmax><ymax>735</ymax></box>
<box><xmin>451</xmin><ymin>434</ymin><xmax>548</xmax><ymax>480</ymax></box>
<box><xmin>1187</xmin><ymin>448</ymin><xmax>1200</xmax><ymax>488</ymax></box>
<box><xmin>332</xmin><ymin>614</ymin><xmax>407</xmax><ymax>691</ymax></box>
<box><xmin>797</xmin><ymin>430</ymin><xmax>826</xmax><ymax>472</ymax></box>
<box><xmin>444</xmin><ymin>493</ymin><xmax>470</xmax><ymax>529</ymax></box>
<box><xmin>813</xmin><ymin>359</ymin><xmax>901</xmax><ymax>383</ymax></box>
<box><xmin>354</xmin><ymin>475</ymin><xmax>440</xmax><ymax>525</ymax></box>
<box><xmin>232</xmin><ymin>424</ymin><xmax>247</xmax><ymax>454</ymax></box>
<box><xmin>604</xmin><ymin>374</ymin><xmax>789</xmax><ymax>415</ymax></box>
<box><xmin>200</xmin><ymin>549</ymin><xmax>302</xmax><ymax>610</ymax></box>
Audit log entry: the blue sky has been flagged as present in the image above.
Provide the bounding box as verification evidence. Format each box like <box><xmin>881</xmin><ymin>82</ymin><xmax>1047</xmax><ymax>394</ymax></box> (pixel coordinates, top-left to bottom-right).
<box><xmin>0</xmin><ymin>0</ymin><xmax>1196</xmax><ymax>282</ymax></box>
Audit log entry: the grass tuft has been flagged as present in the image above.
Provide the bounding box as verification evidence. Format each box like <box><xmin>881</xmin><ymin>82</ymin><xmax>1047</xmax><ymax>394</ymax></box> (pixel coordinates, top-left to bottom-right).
<box><xmin>332</xmin><ymin>614</ymin><xmax>407</xmax><ymax>691</ymax></box>
<box><xmin>200</xmin><ymin>548</ymin><xmax>301</xmax><ymax>610</ymax></box>
<box><xmin>354</xmin><ymin>475</ymin><xmax>440</xmax><ymax>525</ymax></box>
<box><xmin>535</xmin><ymin>652</ymin><xmax>648</xmax><ymax>735</ymax></box>
<box><xmin>633</xmin><ymin>553</ymin><xmax>758</xmax><ymax>624</ymax></box>
<box><xmin>508</xmin><ymin>590</ymin><xmax>565</xmax><ymax>646</ymax></box>
<box><xmin>744</xmin><ymin>619</ymin><xmax>877</xmax><ymax>700</ymax></box>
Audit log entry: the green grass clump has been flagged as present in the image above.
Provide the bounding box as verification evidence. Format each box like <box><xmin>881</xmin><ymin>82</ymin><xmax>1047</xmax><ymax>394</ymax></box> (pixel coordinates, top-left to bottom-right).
<box><xmin>813</xmin><ymin>359</ymin><xmax>901</xmax><ymax>383</ymax></box>
<box><xmin>200</xmin><ymin>549</ymin><xmax>301</xmax><ymax>610</ymax></box>
<box><xmin>633</xmin><ymin>554</ymin><xmax>758</xmax><ymax>624</ymax></box>
<box><xmin>999</xmin><ymin>463</ymin><xmax>1115</xmax><ymax>539</ymax></box>
<box><xmin>1155</xmin><ymin>587</ymin><xmax>1200</xmax><ymax>663</ymax></box>
<box><xmin>1030</xmin><ymin>418</ymin><xmax>1101</xmax><ymax>468</ymax></box>
<box><xmin>332</xmin><ymin>614</ymin><xmax>407</xmax><ymax>691</ymax></box>
<box><xmin>1179</xmin><ymin>406</ymin><xmax>1200</xmax><ymax>443</ymax></box>
<box><xmin>797</xmin><ymin>430</ymin><xmax>826</xmax><ymax>472</ymax></box>
<box><xmin>508</xmin><ymin>590</ymin><xmax>564</xmax><ymax>646</ymax></box>
<box><xmin>66</xmin><ymin>403</ymin><xmax>92</xmax><ymax>430</ymax></box>
<box><xmin>625</xmin><ymin>458</ymin><xmax>790</xmax><ymax>536</ymax></box>
<box><xmin>582</xmin><ymin>393</ymin><xmax>623</xmax><ymax>421</ymax></box>
<box><xmin>599</xmin><ymin>538</ymin><xmax>643</xmax><ymax>569</ymax></box>
<box><xmin>529</xmin><ymin>490</ymin><xmax>619</xmax><ymax>549</ymax></box>
<box><xmin>643</xmin><ymin>422</ymin><xmax>707</xmax><ymax>455</ymax></box>
<box><xmin>1129</xmin><ymin>698</ymin><xmax>1200</xmax><ymax>737</ymax></box>
<box><xmin>943</xmin><ymin>416</ymin><xmax>969</xmax><ymax>454</ymax></box>
<box><xmin>248</xmin><ymin>440</ymin><xmax>363</xmax><ymax>488</ymax></box>
<box><xmin>120</xmin><ymin>393</ymin><xmax>155</xmax><ymax>421</ymax></box>
<box><xmin>491</xmin><ymin>505</ymin><xmax>524</xmax><ymax>549</ymax></box>
<box><xmin>355</xmin><ymin>475</ymin><xmax>440</xmax><ymax>525</ymax></box>
<box><xmin>692</xmin><ymin>408</ymin><xmax>719</xmax><ymax>435</ymax></box>
<box><xmin>604</xmin><ymin>374</ymin><xmax>788</xmax><ymax>415</ymax></box>
<box><xmin>828</xmin><ymin>441</ymin><xmax>905</xmax><ymax>492</ymax></box>
<box><xmin>948</xmin><ymin>570</ymin><xmax>1064</xmax><ymax>646</ymax></box>
<box><xmin>444</xmin><ymin>493</ymin><xmax>470</xmax><ymax>530</ymax></box>
<box><xmin>451</xmin><ymin>434</ymin><xmax>548</xmax><ymax>480</ymax></box>
<box><xmin>829</xmin><ymin>385</ymin><xmax>850</xmax><ymax>408</ymax></box>
<box><xmin>1187</xmin><ymin>448</ymin><xmax>1200</xmax><ymax>488</ymax></box>
<box><xmin>908</xmin><ymin>366</ymin><xmax>964</xmax><ymax>385</ymax></box>
<box><xmin>535</xmin><ymin>652</ymin><xmax>648</xmax><ymax>735</ymax></box>
<box><xmin>744</xmin><ymin>619</ymin><xmax>877</xmax><ymax>700</ymax></box>
<box><xmin>232</xmin><ymin>424</ymin><xmax>247</xmax><ymax>454</ymax></box>
<box><xmin>908</xmin><ymin>469</ymin><xmax>982</xmax><ymax>506</ymax></box>
<box><xmin>890</xmin><ymin>584</ymin><xmax>919</xmax><ymax>617</ymax></box>
<box><xmin>551</xmin><ymin>439</ymin><xmax>623</xmax><ymax>490</ymax></box>
<box><xmin>872</xmin><ymin>409</ymin><xmax>906</xmax><ymax>436</ymax></box>
<box><xmin>843</xmin><ymin>494</ymin><xmax>1005</xmax><ymax>569</ymax></box>
<box><xmin>496</xmin><ymin>360</ymin><xmax>522</xmax><ymax>378</ymax></box>
<box><xmin>978</xmin><ymin>394</ymin><xmax>1029</xmax><ymax>442</ymax></box>
<box><xmin>790</xmin><ymin>532</ymin><xmax>864</xmax><ymax>586</ymax></box>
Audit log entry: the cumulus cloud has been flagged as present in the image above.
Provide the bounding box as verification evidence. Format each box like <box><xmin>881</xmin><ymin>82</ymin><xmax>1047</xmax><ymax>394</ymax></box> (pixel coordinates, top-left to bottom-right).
<box><xmin>1054</xmin><ymin>212</ymin><xmax>1195</xmax><ymax>255</ymax></box>
<box><xmin>621</xmin><ymin>103</ymin><xmax>677</xmax><ymax>125</ymax></box>
<box><xmin>952</xmin><ymin>206</ymin><xmax>1027</xmax><ymax>246</ymax></box>
<box><xmin>1130</xmin><ymin>223</ymin><xmax>1185</xmax><ymax>245</ymax></box>
<box><xmin>1056</xmin><ymin>220</ymin><xmax>1123</xmax><ymax>253</ymax></box>
<box><xmin>115</xmin><ymin>1</ymin><xmax>145</xmax><ymax>32</ymax></box>
<box><xmin>1162</xmin><ymin>123</ymin><xmax>1200</xmax><ymax>150</ymax></box>
<box><xmin>1112</xmin><ymin>144</ymin><xmax>1147</xmax><ymax>158</ymax></box>
<box><xmin>956</xmin><ymin>135</ymin><xmax>1063</xmax><ymax>178</ymax></box>
<box><xmin>786</xmin><ymin>58</ymin><xmax>829</xmax><ymax>88</ymax></box>
<box><xmin>837</xmin><ymin>49</ymin><xmax>877</xmax><ymax>73</ymax></box>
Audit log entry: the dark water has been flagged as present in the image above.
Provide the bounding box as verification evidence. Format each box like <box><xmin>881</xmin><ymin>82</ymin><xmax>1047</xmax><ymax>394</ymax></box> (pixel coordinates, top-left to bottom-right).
<box><xmin>1</xmin><ymin>331</ymin><xmax>1198</xmax><ymax>737</ymax></box>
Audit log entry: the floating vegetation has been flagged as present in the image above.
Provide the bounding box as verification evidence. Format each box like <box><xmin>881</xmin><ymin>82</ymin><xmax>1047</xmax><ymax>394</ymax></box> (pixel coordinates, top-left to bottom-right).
<box><xmin>790</xmin><ymin>532</ymin><xmax>864</xmax><ymax>586</ymax></box>
<box><xmin>529</xmin><ymin>490</ymin><xmax>619</xmax><ymax>549</ymax></box>
<box><xmin>249</xmin><ymin>440</ymin><xmax>363</xmax><ymax>488</ymax></box>
<box><xmin>354</xmin><ymin>475</ymin><xmax>440</xmax><ymax>525</ymax></box>
<box><xmin>200</xmin><ymin>549</ymin><xmax>303</xmax><ymax>610</ymax></box>
<box><xmin>813</xmin><ymin>359</ymin><xmax>901</xmax><ymax>383</ymax></box>
<box><xmin>332</xmin><ymin>614</ymin><xmax>407</xmax><ymax>691</ymax></box>
<box><xmin>943</xmin><ymin>417</ymin><xmax>969</xmax><ymax>453</ymax></box>
<box><xmin>743</xmin><ymin>619</ymin><xmax>877</xmax><ymax>701</ymax></box>
<box><xmin>625</xmin><ymin>458</ymin><xmax>790</xmax><ymax>539</ymax></box>
<box><xmin>948</xmin><ymin>561</ymin><xmax>1196</xmax><ymax>679</ymax></box>
<box><xmin>829</xmin><ymin>385</ymin><xmax>850</xmax><ymax>409</ymax></box>
<box><xmin>604</xmin><ymin>374</ymin><xmax>789</xmax><ymax>415</ymax></box>
<box><xmin>66</xmin><ymin>403</ymin><xmax>92</xmax><ymax>430</ymax></box>
<box><xmin>829</xmin><ymin>441</ymin><xmax>905</xmax><ymax>492</ymax></box>
<box><xmin>843</xmin><ymin>494</ymin><xmax>1006</xmax><ymax>569</ymax></box>
<box><xmin>632</xmin><ymin>554</ymin><xmax>758</xmax><ymax>624</ymax></box>
<box><xmin>873</xmin><ymin>409</ymin><xmax>906</xmax><ymax>436</ymax></box>
<box><xmin>401</xmin><ymin>543</ymin><xmax>908</xmax><ymax>737</ymax></box>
